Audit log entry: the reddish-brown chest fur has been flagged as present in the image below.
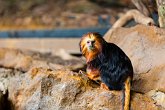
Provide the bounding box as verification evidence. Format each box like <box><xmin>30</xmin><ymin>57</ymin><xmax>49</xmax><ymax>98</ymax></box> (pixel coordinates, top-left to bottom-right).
<box><xmin>86</xmin><ymin>66</ymin><xmax>100</xmax><ymax>81</ymax></box>
<box><xmin>84</xmin><ymin>49</ymin><xmax>100</xmax><ymax>62</ymax></box>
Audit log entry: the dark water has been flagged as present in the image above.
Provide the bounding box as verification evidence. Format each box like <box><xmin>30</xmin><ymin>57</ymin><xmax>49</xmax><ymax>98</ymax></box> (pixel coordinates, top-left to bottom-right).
<box><xmin>0</xmin><ymin>27</ymin><xmax>110</xmax><ymax>38</ymax></box>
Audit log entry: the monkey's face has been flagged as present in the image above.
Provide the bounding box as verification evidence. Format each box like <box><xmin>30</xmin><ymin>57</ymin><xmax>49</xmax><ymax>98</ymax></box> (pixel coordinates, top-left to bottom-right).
<box><xmin>79</xmin><ymin>32</ymin><xmax>105</xmax><ymax>61</ymax></box>
<box><xmin>84</xmin><ymin>37</ymin><xmax>96</xmax><ymax>51</ymax></box>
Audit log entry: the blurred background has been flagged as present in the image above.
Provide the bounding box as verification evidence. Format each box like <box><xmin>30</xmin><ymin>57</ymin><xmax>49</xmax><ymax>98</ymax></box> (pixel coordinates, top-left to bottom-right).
<box><xmin>0</xmin><ymin>0</ymin><xmax>157</xmax><ymax>53</ymax></box>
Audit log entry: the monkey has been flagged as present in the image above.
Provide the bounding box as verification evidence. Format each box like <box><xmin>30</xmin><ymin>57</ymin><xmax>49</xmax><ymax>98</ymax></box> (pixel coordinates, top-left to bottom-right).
<box><xmin>79</xmin><ymin>32</ymin><xmax>133</xmax><ymax>110</ymax></box>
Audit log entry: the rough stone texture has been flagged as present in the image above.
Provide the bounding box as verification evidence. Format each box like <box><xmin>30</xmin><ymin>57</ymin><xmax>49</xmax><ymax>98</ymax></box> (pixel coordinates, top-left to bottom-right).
<box><xmin>1</xmin><ymin>68</ymin><xmax>159</xmax><ymax>110</ymax></box>
<box><xmin>0</xmin><ymin>47</ymin><xmax>162</xmax><ymax>110</ymax></box>
<box><xmin>105</xmin><ymin>25</ymin><xmax>165</xmax><ymax>93</ymax></box>
<box><xmin>147</xmin><ymin>90</ymin><xmax>165</xmax><ymax>109</ymax></box>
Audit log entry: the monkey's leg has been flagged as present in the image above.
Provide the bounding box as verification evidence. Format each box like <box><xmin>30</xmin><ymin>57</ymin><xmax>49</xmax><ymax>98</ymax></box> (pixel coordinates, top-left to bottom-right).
<box><xmin>100</xmin><ymin>83</ymin><xmax>109</xmax><ymax>90</ymax></box>
<box><xmin>100</xmin><ymin>83</ymin><xmax>120</xmax><ymax>95</ymax></box>
<box><xmin>123</xmin><ymin>77</ymin><xmax>131</xmax><ymax>110</ymax></box>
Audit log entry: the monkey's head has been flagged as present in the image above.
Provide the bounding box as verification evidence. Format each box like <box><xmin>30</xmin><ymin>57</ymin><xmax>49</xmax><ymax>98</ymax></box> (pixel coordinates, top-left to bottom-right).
<box><xmin>79</xmin><ymin>32</ymin><xmax>105</xmax><ymax>62</ymax></box>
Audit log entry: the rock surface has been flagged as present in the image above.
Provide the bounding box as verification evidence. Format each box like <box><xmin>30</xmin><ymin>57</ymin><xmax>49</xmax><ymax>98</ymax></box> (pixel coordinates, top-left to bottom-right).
<box><xmin>0</xmin><ymin>67</ymin><xmax>159</xmax><ymax>110</ymax></box>
<box><xmin>105</xmin><ymin>25</ymin><xmax>165</xmax><ymax>93</ymax></box>
<box><xmin>147</xmin><ymin>90</ymin><xmax>165</xmax><ymax>109</ymax></box>
<box><xmin>0</xmin><ymin>25</ymin><xmax>165</xmax><ymax>110</ymax></box>
<box><xmin>0</xmin><ymin>48</ymin><xmax>162</xmax><ymax>110</ymax></box>
<box><xmin>0</xmin><ymin>48</ymin><xmax>84</xmax><ymax>72</ymax></box>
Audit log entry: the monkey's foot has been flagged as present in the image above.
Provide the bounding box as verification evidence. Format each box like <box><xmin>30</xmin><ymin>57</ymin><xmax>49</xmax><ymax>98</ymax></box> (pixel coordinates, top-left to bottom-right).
<box><xmin>100</xmin><ymin>83</ymin><xmax>120</xmax><ymax>95</ymax></box>
<box><xmin>100</xmin><ymin>83</ymin><xmax>109</xmax><ymax>90</ymax></box>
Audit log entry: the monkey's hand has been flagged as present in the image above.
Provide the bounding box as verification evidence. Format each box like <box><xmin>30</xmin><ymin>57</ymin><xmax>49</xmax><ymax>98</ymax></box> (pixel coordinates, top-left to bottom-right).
<box><xmin>79</xmin><ymin>70</ymin><xmax>101</xmax><ymax>85</ymax></box>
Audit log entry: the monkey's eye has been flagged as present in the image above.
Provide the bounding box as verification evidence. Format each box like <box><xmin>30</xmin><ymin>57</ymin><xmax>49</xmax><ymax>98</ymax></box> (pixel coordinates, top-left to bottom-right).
<box><xmin>87</xmin><ymin>41</ymin><xmax>90</xmax><ymax>44</ymax></box>
<box><xmin>87</xmin><ymin>40</ymin><xmax>95</xmax><ymax>44</ymax></box>
<box><xmin>91</xmin><ymin>40</ymin><xmax>95</xmax><ymax>44</ymax></box>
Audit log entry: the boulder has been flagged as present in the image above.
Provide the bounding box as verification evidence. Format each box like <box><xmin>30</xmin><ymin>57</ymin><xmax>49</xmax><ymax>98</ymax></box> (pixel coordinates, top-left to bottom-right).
<box><xmin>105</xmin><ymin>25</ymin><xmax>165</xmax><ymax>93</ymax></box>
<box><xmin>6</xmin><ymin>68</ymin><xmax>159</xmax><ymax>110</ymax></box>
<box><xmin>0</xmin><ymin>47</ymin><xmax>162</xmax><ymax>110</ymax></box>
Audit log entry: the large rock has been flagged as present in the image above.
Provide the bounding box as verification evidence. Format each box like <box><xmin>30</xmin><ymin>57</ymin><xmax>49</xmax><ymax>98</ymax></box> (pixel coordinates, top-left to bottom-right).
<box><xmin>0</xmin><ymin>47</ymin><xmax>162</xmax><ymax>110</ymax></box>
<box><xmin>105</xmin><ymin>25</ymin><xmax>165</xmax><ymax>93</ymax></box>
<box><xmin>0</xmin><ymin>48</ymin><xmax>84</xmax><ymax>72</ymax></box>
<box><xmin>6</xmin><ymin>68</ymin><xmax>159</xmax><ymax>110</ymax></box>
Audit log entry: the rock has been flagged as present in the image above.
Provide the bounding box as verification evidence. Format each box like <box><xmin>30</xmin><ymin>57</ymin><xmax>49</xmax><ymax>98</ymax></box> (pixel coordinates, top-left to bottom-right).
<box><xmin>55</xmin><ymin>49</ymin><xmax>77</xmax><ymax>60</ymax></box>
<box><xmin>6</xmin><ymin>68</ymin><xmax>159</xmax><ymax>110</ymax></box>
<box><xmin>0</xmin><ymin>48</ymin><xmax>161</xmax><ymax>110</ymax></box>
<box><xmin>0</xmin><ymin>48</ymin><xmax>33</xmax><ymax>71</ymax></box>
<box><xmin>0</xmin><ymin>68</ymin><xmax>20</xmax><ymax>94</ymax></box>
<box><xmin>0</xmin><ymin>48</ymin><xmax>84</xmax><ymax>72</ymax></box>
<box><xmin>147</xmin><ymin>90</ymin><xmax>165</xmax><ymax>109</ymax></box>
<box><xmin>104</xmin><ymin>25</ymin><xmax>165</xmax><ymax>93</ymax></box>
<box><xmin>0</xmin><ymin>78</ymin><xmax>8</xmax><ymax>94</ymax></box>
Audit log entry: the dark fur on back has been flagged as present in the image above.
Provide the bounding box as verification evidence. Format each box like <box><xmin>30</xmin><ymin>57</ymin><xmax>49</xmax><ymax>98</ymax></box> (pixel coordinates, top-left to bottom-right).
<box><xmin>88</xmin><ymin>42</ymin><xmax>133</xmax><ymax>90</ymax></box>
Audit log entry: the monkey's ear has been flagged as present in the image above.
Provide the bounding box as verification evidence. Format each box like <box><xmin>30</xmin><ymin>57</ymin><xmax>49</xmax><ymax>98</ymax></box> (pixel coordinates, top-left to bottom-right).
<box><xmin>79</xmin><ymin>41</ymin><xmax>82</xmax><ymax>51</ymax></box>
<box><xmin>79</xmin><ymin>45</ymin><xmax>82</xmax><ymax>53</ymax></box>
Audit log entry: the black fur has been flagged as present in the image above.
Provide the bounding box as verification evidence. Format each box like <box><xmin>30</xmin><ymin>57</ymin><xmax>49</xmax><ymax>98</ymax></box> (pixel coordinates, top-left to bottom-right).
<box><xmin>88</xmin><ymin>42</ymin><xmax>133</xmax><ymax>90</ymax></box>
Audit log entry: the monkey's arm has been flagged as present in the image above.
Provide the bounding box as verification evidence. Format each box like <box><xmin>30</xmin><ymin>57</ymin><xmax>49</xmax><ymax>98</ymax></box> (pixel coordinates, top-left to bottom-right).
<box><xmin>79</xmin><ymin>69</ymin><xmax>101</xmax><ymax>84</ymax></box>
<box><xmin>86</xmin><ymin>68</ymin><xmax>101</xmax><ymax>81</ymax></box>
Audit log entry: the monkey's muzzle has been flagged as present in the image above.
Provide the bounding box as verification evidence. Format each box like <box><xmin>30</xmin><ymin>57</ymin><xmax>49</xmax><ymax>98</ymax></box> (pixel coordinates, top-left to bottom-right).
<box><xmin>87</xmin><ymin>40</ymin><xmax>95</xmax><ymax>51</ymax></box>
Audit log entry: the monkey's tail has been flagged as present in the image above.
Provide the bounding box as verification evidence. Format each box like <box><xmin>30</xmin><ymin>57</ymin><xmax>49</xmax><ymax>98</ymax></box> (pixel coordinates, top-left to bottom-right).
<box><xmin>122</xmin><ymin>77</ymin><xmax>131</xmax><ymax>110</ymax></box>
